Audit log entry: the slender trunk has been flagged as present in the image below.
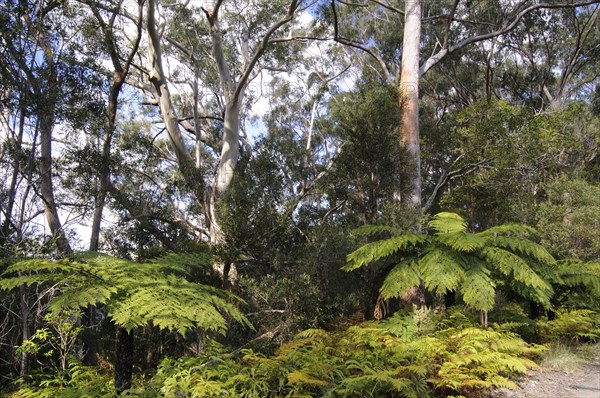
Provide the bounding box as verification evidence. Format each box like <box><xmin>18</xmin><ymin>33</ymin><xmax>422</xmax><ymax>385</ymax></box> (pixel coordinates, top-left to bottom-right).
<box><xmin>38</xmin><ymin>111</ymin><xmax>72</xmax><ymax>255</ymax></box>
<box><xmin>90</xmin><ymin>74</ymin><xmax>122</xmax><ymax>251</ymax></box>
<box><xmin>2</xmin><ymin>109</ymin><xmax>25</xmax><ymax>242</ymax></box>
<box><xmin>480</xmin><ymin>310</ymin><xmax>488</xmax><ymax>329</ymax></box>
<box><xmin>147</xmin><ymin>0</ymin><xmax>201</xmax><ymax>202</ymax></box>
<box><xmin>36</xmin><ymin>31</ymin><xmax>72</xmax><ymax>256</ymax></box>
<box><xmin>19</xmin><ymin>285</ymin><xmax>30</xmax><ymax>383</ymax></box>
<box><xmin>399</xmin><ymin>0</ymin><xmax>422</xmax><ymax>211</ymax></box>
<box><xmin>114</xmin><ymin>326</ymin><xmax>134</xmax><ymax>393</ymax></box>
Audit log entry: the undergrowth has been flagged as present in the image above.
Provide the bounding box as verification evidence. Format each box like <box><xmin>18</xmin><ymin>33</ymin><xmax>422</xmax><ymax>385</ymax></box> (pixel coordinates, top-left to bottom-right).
<box><xmin>5</xmin><ymin>307</ymin><xmax>598</xmax><ymax>398</ymax></box>
<box><xmin>138</xmin><ymin>308</ymin><xmax>543</xmax><ymax>398</ymax></box>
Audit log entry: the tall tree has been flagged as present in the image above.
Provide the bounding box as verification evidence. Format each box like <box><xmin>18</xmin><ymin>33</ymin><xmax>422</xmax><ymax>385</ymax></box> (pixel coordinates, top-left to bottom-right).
<box><xmin>330</xmin><ymin>0</ymin><xmax>600</xmax><ymax>213</ymax></box>
<box><xmin>145</xmin><ymin>0</ymin><xmax>308</xmax><ymax>243</ymax></box>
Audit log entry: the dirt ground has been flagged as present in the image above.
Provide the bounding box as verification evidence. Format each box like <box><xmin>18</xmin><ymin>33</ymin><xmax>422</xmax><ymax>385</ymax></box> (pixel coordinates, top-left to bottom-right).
<box><xmin>492</xmin><ymin>349</ymin><xmax>600</xmax><ymax>398</ymax></box>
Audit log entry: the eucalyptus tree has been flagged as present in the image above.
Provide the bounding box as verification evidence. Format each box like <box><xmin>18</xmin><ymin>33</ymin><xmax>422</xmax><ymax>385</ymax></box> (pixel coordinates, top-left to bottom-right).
<box><xmin>76</xmin><ymin>0</ymin><xmax>145</xmax><ymax>252</ymax></box>
<box><xmin>327</xmin><ymin>0</ymin><xmax>600</xmax><ymax>213</ymax></box>
<box><xmin>0</xmin><ymin>0</ymin><xmax>76</xmax><ymax>255</ymax></box>
<box><xmin>144</xmin><ymin>0</ymin><xmax>312</xmax><ymax>243</ymax></box>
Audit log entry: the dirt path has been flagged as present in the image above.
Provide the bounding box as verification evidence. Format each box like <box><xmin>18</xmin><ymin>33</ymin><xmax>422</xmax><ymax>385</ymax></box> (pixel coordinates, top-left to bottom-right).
<box><xmin>493</xmin><ymin>349</ymin><xmax>600</xmax><ymax>398</ymax></box>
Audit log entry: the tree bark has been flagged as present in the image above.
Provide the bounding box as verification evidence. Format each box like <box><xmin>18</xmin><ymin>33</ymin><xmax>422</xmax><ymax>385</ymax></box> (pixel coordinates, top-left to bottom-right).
<box><xmin>36</xmin><ymin>25</ymin><xmax>72</xmax><ymax>256</ymax></box>
<box><xmin>19</xmin><ymin>284</ymin><xmax>30</xmax><ymax>383</ymax></box>
<box><xmin>38</xmin><ymin>98</ymin><xmax>72</xmax><ymax>256</ymax></box>
<box><xmin>215</xmin><ymin>100</ymin><xmax>242</xmax><ymax>196</ymax></box>
<box><xmin>399</xmin><ymin>0</ymin><xmax>422</xmax><ymax>211</ymax></box>
<box><xmin>1</xmin><ymin>108</ymin><xmax>25</xmax><ymax>244</ymax></box>
<box><xmin>114</xmin><ymin>326</ymin><xmax>134</xmax><ymax>393</ymax></box>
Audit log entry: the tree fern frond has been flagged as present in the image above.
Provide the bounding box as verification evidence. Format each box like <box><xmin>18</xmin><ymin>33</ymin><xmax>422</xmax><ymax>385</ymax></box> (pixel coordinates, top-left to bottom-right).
<box><xmin>150</xmin><ymin>252</ymin><xmax>214</xmax><ymax>275</ymax></box>
<box><xmin>3</xmin><ymin>258</ymin><xmax>73</xmax><ymax>275</ymax></box>
<box><xmin>437</xmin><ymin>232</ymin><xmax>486</xmax><ymax>252</ymax></box>
<box><xmin>429</xmin><ymin>212</ymin><xmax>467</xmax><ymax>234</ymax></box>
<box><xmin>462</xmin><ymin>263</ymin><xmax>496</xmax><ymax>312</ymax></box>
<box><xmin>477</xmin><ymin>224</ymin><xmax>537</xmax><ymax>237</ymax></box>
<box><xmin>418</xmin><ymin>249</ymin><xmax>465</xmax><ymax>294</ymax></box>
<box><xmin>488</xmin><ymin>236</ymin><xmax>555</xmax><ymax>264</ymax></box>
<box><xmin>482</xmin><ymin>247</ymin><xmax>553</xmax><ymax>305</ymax></box>
<box><xmin>555</xmin><ymin>260</ymin><xmax>600</xmax><ymax>294</ymax></box>
<box><xmin>380</xmin><ymin>259</ymin><xmax>421</xmax><ymax>299</ymax></box>
<box><xmin>1</xmin><ymin>253</ymin><xmax>251</xmax><ymax>336</ymax></box>
<box><xmin>48</xmin><ymin>282</ymin><xmax>119</xmax><ymax>313</ymax></box>
<box><xmin>344</xmin><ymin>234</ymin><xmax>426</xmax><ymax>271</ymax></box>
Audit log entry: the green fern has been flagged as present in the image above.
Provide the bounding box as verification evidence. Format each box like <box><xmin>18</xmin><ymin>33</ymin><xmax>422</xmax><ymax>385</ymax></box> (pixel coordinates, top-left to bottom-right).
<box><xmin>344</xmin><ymin>233</ymin><xmax>427</xmax><ymax>271</ymax></box>
<box><xmin>380</xmin><ymin>258</ymin><xmax>421</xmax><ymax>299</ymax></box>
<box><xmin>429</xmin><ymin>212</ymin><xmax>468</xmax><ymax>234</ymax></box>
<box><xmin>345</xmin><ymin>212</ymin><xmax>557</xmax><ymax>319</ymax></box>
<box><xmin>419</xmin><ymin>248</ymin><xmax>466</xmax><ymax>295</ymax></box>
<box><xmin>0</xmin><ymin>253</ymin><xmax>251</xmax><ymax>335</ymax></box>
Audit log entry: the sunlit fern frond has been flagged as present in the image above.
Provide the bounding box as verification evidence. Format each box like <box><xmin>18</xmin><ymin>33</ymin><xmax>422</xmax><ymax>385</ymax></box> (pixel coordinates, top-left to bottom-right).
<box><xmin>429</xmin><ymin>212</ymin><xmax>467</xmax><ymax>234</ymax></box>
<box><xmin>344</xmin><ymin>234</ymin><xmax>427</xmax><ymax>271</ymax></box>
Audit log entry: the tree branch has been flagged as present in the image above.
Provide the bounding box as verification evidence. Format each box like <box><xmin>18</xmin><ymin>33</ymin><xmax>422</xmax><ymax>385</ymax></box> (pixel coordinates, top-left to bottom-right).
<box><xmin>420</xmin><ymin>0</ymin><xmax>600</xmax><ymax>77</ymax></box>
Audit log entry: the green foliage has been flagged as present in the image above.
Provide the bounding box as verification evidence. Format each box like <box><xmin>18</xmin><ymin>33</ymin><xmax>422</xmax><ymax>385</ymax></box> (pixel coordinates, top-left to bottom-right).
<box><xmin>133</xmin><ymin>308</ymin><xmax>540</xmax><ymax>397</ymax></box>
<box><xmin>0</xmin><ymin>253</ymin><xmax>251</xmax><ymax>335</ymax></box>
<box><xmin>440</xmin><ymin>101</ymin><xmax>599</xmax><ymax>228</ymax></box>
<box><xmin>345</xmin><ymin>212</ymin><xmax>556</xmax><ymax>316</ymax></box>
<box><xmin>536</xmin><ymin>177</ymin><xmax>600</xmax><ymax>262</ymax></box>
<box><xmin>536</xmin><ymin>309</ymin><xmax>600</xmax><ymax>344</ymax></box>
<box><xmin>5</xmin><ymin>363</ymin><xmax>115</xmax><ymax>398</ymax></box>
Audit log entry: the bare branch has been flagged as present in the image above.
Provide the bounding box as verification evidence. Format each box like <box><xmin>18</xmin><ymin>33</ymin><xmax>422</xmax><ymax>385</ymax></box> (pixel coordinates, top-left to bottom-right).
<box><xmin>420</xmin><ymin>0</ymin><xmax>600</xmax><ymax>76</ymax></box>
<box><xmin>331</xmin><ymin>0</ymin><xmax>394</xmax><ymax>84</ymax></box>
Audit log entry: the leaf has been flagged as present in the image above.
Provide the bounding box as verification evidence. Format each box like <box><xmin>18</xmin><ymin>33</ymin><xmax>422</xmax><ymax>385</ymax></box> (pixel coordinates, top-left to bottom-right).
<box><xmin>418</xmin><ymin>248</ymin><xmax>465</xmax><ymax>294</ymax></box>
<box><xmin>380</xmin><ymin>260</ymin><xmax>421</xmax><ymax>299</ymax></box>
<box><xmin>488</xmin><ymin>236</ymin><xmax>555</xmax><ymax>264</ymax></box>
<box><xmin>482</xmin><ymin>247</ymin><xmax>553</xmax><ymax>307</ymax></box>
<box><xmin>477</xmin><ymin>223</ymin><xmax>537</xmax><ymax>238</ymax></box>
<box><xmin>429</xmin><ymin>212</ymin><xmax>467</xmax><ymax>234</ymax></box>
<box><xmin>344</xmin><ymin>234</ymin><xmax>426</xmax><ymax>271</ymax></box>
<box><xmin>351</xmin><ymin>224</ymin><xmax>406</xmax><ymax>237</ymax></box>
<box><xmin>437</xmin><ymin>232</ymin><xmax>486</xmax><ymax>252</ymax></box>
<box><xmin>461</xmin><ymin>262</ymin><xmax>496</xmax><ymax>312</ymax></box>
<box><xmin>287</xmin><ymin>371</ymin><xmax>329</xmax><ymax>387</ymax></box>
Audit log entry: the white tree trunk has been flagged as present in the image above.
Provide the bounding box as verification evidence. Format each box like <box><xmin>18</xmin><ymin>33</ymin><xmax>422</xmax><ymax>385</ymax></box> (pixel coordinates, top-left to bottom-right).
<box><xmin>147</xmin><ymin>0</ymin><xmax>194</xmax><ymax>169</ymax></box>
<box><xmin>215</xmin><ymin>101</ymin><xmax>242</xmax><ymax>194</ymax></box>
<box><xmin>399</xmin><ymin>0</ymin><xmax>422</xmax><ymax>211</ymax></box>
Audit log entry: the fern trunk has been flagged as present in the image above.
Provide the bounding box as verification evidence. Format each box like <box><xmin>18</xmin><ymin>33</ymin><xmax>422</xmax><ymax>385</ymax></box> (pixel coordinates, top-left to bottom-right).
<box><xmin>81</xmin><ymin>305</ymin><xmax>99</xmax><ymax>366</ymax></box>
<box><xmin>114</xmin><ymin>326</ymin><xmax>134</xmax><ymax>393</ymax></box>
<box><xmin>480</xmin><ymin>310</ymin><xmax>488</xmax><ymax>329</ymax></box>
<box><xmin>19</xmin><ymin>284</ymin><xmax>30</xmax><ymax>384</ymax></box>
<box><xmin>444</xmin><ymin>290</ymin><xmax>456</xmax><ymax>308</ymax></box>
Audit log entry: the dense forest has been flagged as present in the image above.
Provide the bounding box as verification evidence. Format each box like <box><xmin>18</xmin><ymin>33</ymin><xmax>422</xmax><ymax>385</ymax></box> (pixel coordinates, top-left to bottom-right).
<box><xmin>0</xmin><ymin>0</ymin><xmax>599</xmax><ymax>396</ymax></box>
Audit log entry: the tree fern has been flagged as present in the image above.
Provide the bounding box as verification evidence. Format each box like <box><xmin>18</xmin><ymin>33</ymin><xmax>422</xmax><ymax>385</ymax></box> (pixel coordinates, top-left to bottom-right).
<box><xmin>0</xmin><ymin>253</ymin><xmax>251</xmax><ymax>335</ymax></box>
<box><xmin>344</xmin><ymin>212</ymin><xmax>557</xmax><ymax>323</ymax></box>
<box><xmin>429</xmin><ymin>212</ymin><xmax>468</xmax><ymax>234</ymax></box>
<box><xmin>461</xmin><ymin>262</ymin><xmax>496</xmax><ymax>312</ymax></box>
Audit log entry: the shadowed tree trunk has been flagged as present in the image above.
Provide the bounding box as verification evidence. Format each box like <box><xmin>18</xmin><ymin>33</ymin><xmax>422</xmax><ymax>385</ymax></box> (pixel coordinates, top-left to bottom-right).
<box><xmin>37</xmin><ymin>30</ymin><xmax>72</xmax><ymax>256</ymax></box>
<box><xmin>114</xmin><ymin>326</ymin><xmax>134</xmax><ymax>393</ymax></box>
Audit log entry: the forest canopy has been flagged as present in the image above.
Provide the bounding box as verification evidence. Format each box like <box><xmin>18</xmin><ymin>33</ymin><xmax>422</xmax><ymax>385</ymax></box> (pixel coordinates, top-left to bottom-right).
<box><xmin>0</xmin><ymin>0</ymin><xmax>599</xmax><ymax>396</ymax></box>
